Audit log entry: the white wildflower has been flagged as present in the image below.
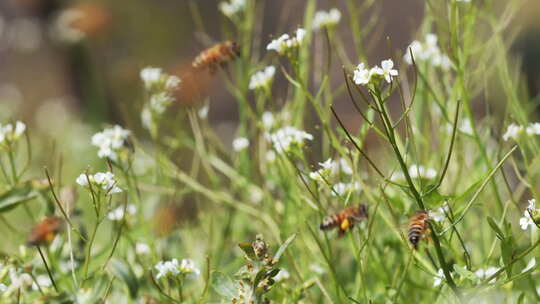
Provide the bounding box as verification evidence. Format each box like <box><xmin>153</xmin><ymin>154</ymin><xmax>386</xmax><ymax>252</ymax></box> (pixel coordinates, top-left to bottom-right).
<box><xmin>404</xmin><ymin>34</ymin><xmax>452</xmax><ymax>70</ymax></box>
<box><xmin>313</xmin><ymin>8</ymin><xmax>341</xmax><ymax>30</ymax></box>
<box><xmin>135</xmin><ymin>243</ymin><xmax>151</xmax><ymax>255</ymax></box>
<box><xmin>232</xmin><ymin>137</ymin><xmax>250</xmax><ymax>152</ymax></box>
<box><xmin>249</xmin><ymin>66</ymin><xmax>276</xmax><ymax>90</ymax></box>
<box><xmin>51</xmin><ymin>8</ymin><xmax>85</xmax><ymax>43</ymax></box>
<box><xmin>262</xmin><ymin>111</ymin><xmax>275</xmax><ymax>129</ymax></box>
<box><xmin>339</xmin><ymin>158</ymin><xmax>353</xmax><ymax>175</ymax></box>
<box><xmin>379</xmin><ymin>59</ymin><xmax>399</xmax><ymax>83</ymax></box>
<box><xmin>76</xmin><ymin>171</ymin><xmax>122</xmax><ymax>194</ymax></box>
<box><xmin>433</xmin><ymin>269</ymin><xmax>445</xmax><ymax>287</ymax></box>
<box><xmin>502</xmin><ymin>123</ymin><xmax>523</xmax><ymax>141</ymax></box>
<box><xmin>155</xmin><ymin>259</ymin><xmax>180</xmax><ymax>279</ymax></box>
<box><xmin>149</xmin><ymin>92</ymin><xmax>174</xmax><ymax>114</ymax></box>
<box><xmin>32</xmin><ymin>275</ymin><xmax>52</xmax><ymax>291</ymax></box>
<box><xmin>474</xmin><ymin>267</ymin><xmax>498</xmax><ymax>281</ymax></box>
<box><xmin>429</xmin><ymin>203</ymin><xmax>449</xmax><ymax>222</ymax></box>
<box><xmin>274</xmin><ymin>269</ymin><xmax>290</xmax><ymax>282</ymax></box>
<box><xmin>520</xmin><ymin>199</ymin><xmax>539</xmax><ymax>230</ymax></box>
<box><xmin>309</xmin><ymin>158</ymin><xmax>337</xmax><ymax>183</ymax></box>
<box><xmin>141</xmin><ymin>106</ymin><xmax>153</xmax><ymax>130</ymax></box>
<box><xmin>267</xmin><ymin>28</ymin><xmax>307</xmax><ymax>54</ymax></box>
<box><xmin>0</xmin><ymin>283</ymin><xmax>6</xmax><ymax>292</ymax></box>
<box><xmin>393</xmin><ymin>165</ymin><xmax>437</xmax><ymax>181</ymax></box>
<box><xmin>353</xmin><ymin>63</ymin><xmax>372</xmax><ymax>85</ymax></box>
<box><xmin>7</xmin><ymin>268</ymin><xmax>33</xmax><ymax>292</ymax></box>
<box><xmin>140</xmin><ymin>67</ymin><xmax>163</xmax><ymax>89</ymax></box>
<box><xmin>107</xmin><ymin>204</ymin><xmax>137</xmax><ymax>221</ymax></box>
<box><xmin>0</xmin><ymin>121</ymin><xmax>26</xmax><ymax>146</ymax></box>
<box><xmin>179</xmin><ymin>259</ymin><xmax>200</xmax><ymax>276</ymax></box>
<box><xmin>219</xmin><ymin>0</ymin><xmax>246</xmax><ymax>18</ymax></box>
<box><xmin>91</xmin><ymin>125</ymin><xmax>130</xmax><ymax>161</ymax></box>
<box><xmin>526</xmin><ymin>122</ymin><xmax>540</xmax><ymax>135</ymax></box>
<box><xmin>331</xmin><ymin>181</ymin><xmax>361</xmax><ymax>197</ymax></box>
<box><xmin>267</xmin><ymin>126</ymin><xmax>313</xmax><ymax>153</ymax></box>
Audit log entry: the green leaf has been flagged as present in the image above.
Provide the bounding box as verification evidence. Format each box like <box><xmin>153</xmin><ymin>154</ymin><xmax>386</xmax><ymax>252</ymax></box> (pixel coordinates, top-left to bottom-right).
<box><xmin>238</xmin><ymin>242</ymin><xmax>256</xmax><ymax>260</ymax></box>
<box><xmin>453</xmin><ymin>265</ymin><xmax>476</xmax><ymax>281</ymax></box>
<box><xmin>0</xmin><ymin>184</ymin><xmax>37</xmax><ymax>213</ymax></box>
<box><xmin>109</xmin><ymin>259</ymin><xmax>139</xmax><ymax>299</ymax></box>
<box><xmin>422</xmin><ymin>188</ymin><xmax>448</xmax><ymax>209</ymax></box>
<box><xmin>274</xmin><ymin>233</ymin><xmax>297</xmax><ymax>262</ymax></box>
<box><xmin>486</xmin><ymin>216</ymin><xmax>505</xmax><ymax>240</ymax></box>
<box><xmin>516</xmin><ymin>292</ymin><xmax>526</xmax><ymax>304</ymax></box>
<box><xmin>89</xmin><ymin>274</ymin><xmax>111</xmax><ymax>300</ymax></box>
<box><xmin>212</xmin><ymin>271</ymin><xmax>237</xmax><ymax>298</ymax></box>
<box><xmin>500</xmin><ymin>236</ymin><xmax>515</xmax><ymax>278</ymax></box>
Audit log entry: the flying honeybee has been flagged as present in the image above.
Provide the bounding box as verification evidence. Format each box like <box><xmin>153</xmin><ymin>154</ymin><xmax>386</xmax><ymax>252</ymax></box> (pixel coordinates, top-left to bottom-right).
<box><xmin>192</xmin><ymin>41</ymin><xmax>240</xmax><ymax>74</ymax></box>
<box><xmin>320</xmin><ymin>204</ymin><xmax>368</xmax><ymax>237</ymax></box>
<box><xmin>27</xmin><ymin>216</ymin><xmax>63</xmax><ymax>246</ymax></box>
<box><xmin>408</xmin><ymin>210</ymin><xmax>430</xmax><ymax>249</ymax></box>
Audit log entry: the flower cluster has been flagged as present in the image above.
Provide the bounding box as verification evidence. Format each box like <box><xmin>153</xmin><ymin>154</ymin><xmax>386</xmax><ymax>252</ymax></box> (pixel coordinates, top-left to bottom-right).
<box><xmin>219</xmin><ymin>0</ymin><xmax>246</xmax><ymax>18</ymax></box>
<box><xmin>313</xmin><ymin>8</ymin><xmax>341</xmax><ymax>30</ymax></box>
<box><xmin>391</xmin><ymin>164</ymin><xmax>437</xmax><ymax>181</ymax></box>
<box><xmin>266</xmin><ymin>28</ymin><xmax>307</xmax><ymax>55</ymax></box>
<box><xmin>353</xmin><ymin>59</ymin><xmax>398</xmax><ymax>86</ymax></box>
<box><xmin>154</xmin><ymin>258</ymin><xmax>200</xmax><ymax>279</ymax></box>
<box><xmin>107</xmin><ymin>204</ymin><xmax>137</xmax><ymax>221</ymax></box>
<box><xmin>403</xmin><ymin>34</ymin><xmax>452</xmax><ymax>70</ymax></box>
<box><xmin>266</xmin><ymin>126</ymin><xmax>313</xmax><ymax>153</ymax></box>
<box><xmin>0</xmin><ymin>121</ymin><xmax>26</xmax><ymax>147</ymax></box>
<box><xmin>76</xmin><ymin>171</ymin><xmax>122</xmax><ymax>195</ymax></box>
<box><xmin>140</xmin><ymin>67</ymin><xmax>181</xmax><ymax>130</ymax></box>
<box><xmin>519</xmin><ymin>199</ymin><xmax>540</xmax><ymax>230</ymax></box>
<box><xmin>502</xmin><ymin>122</ymin><xmax>540</xmax><ymax>141</ymax></box>
<box><xmin>91</xmin><ymin>125</ymin><xmax>130</xmax><ymax>161</ymax></box>
<box><xmin>248</xmin><ymin>66</ymin><xmax>276</xmax><ymax>90</ymax></box>
<box><xmin>308</xmin><ymin>158</ymin><xmax>353</xmax><ymax>183</ymax></box>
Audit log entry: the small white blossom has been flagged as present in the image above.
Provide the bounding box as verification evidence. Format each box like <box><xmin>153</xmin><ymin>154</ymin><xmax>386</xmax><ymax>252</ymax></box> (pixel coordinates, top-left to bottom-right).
<box><xmin>433</xmin><ymin>269</ymin><xmax>445</xmax><ymax>287</ymax></box>
<box><xmin>76</xmin><ymin>171</ymin><xmax>122</xmax><ymax>194</ymax></box>
<box><xmin>309</xmin><ymin>158</ymin><xmax>337</xmax><ymax>183</ymax></box>
<box><xmin>526</xmin><ymin>122</ymin><xmax>540</xmax><ymax>135</ymax></box>
<box><xmin>179</xmin><ymin>259</ymin><xmax>200</xmax><ymax>276</ymax></box>
<box><xmin>474</xmin><ymin>267</ymin><xmax>498</xmax><ymax>281</ymax></box>
<box><xmin>274</xmin><ymin>269</ymin><xmax>290</xmax><ymax>282</ymax></box>
<box><xmin>331</xmin><ymin>181</ymin><xmax>361</xmax><ymax>197</ymax></box>
<box><xmin>149</xmin><ymin>92</ymin><xmax>174</xmax><ymax>114</ymax></box>
<box><xmin>339</xmin><ymin>158</ymin><xmax>353</xmax><ymax>175</ymax></box>
<box><xmin>0</xmin><ymin>283</ymin><xmax>6</xmax><ymax>292</ymax></box>
<box><xmin>266</xmin><ymin>28</ymin><xmax>307</xmax><ymax>55</ymax></box>
<box><xmin>232</xmin><ymin>137</ymin><xmax>250</xmax><ymax>152</ymax></box>
<box><xmin>520</xmin><ymin>199</ymin><xmax>539</xmax><ymax>230</ymax></box>
<box><xmin>404</xmin><ymin>34</ymin><xmax>452</xmax><ymax>70</ymax></box>
<box><xmin>380</xmin><ymin>59</ymin><xmax>399</xmax><ymax>83</ymax></box>
<box><xmin>91</xmin><ymin>125</ymin><xmax>130</xmax><ymax>161</ymax></box>
<box><xmin>502</xmin><ymin>123</ymin><xmax>524</xmax><ymax>141</ymax></box>
<box><xmin>353</xmin><ymin>63</ymin><xmax>372</xmax><ymax>85</ymax></box>
<box><xmin>262</xmin><ymin>111</ymin><xmax>275</xmax><ymax>129</ymax></box>
<box><xmin>249</xmin><ymin>66</ymin><xmax>276</xmax><ymax>90</ymax></box>
<box><xmin>155</xmin><ymin>259</ymin><xmax>180</xmax><ymax>279</ymax></box>
<box><xmin>135</xmin><ymin>243</ymin><xmax>151</xmax><ymax>255</ymax></box>
<box><xmin>140</xmin><ymin>67</ymin><xmax>163</xmax><ymax>89</ymax></box>
<box><xmin>219</xmin><ymin>0</ymin><xmax>246</xmax><ymax>18</ymax></box>
<box><xmin>32</xmin><ymin>275</ymin><xmax>52</xmax><ymax>291</ymax></box>
<box><xmin>429</xmin><ymin>203</ymin><xmax>449</xmax><ymax>222</ymax></box>
<box><xmin>141</xmin><ymin>106</ymin><xmax>153</xmax><ymax>130</ymax></box>
<box><xmin>313</xmin><ymin>8</ymin><xmax>341</xmax><ymax>30</ymax></box>
<box><xmin>392</xmin><ymin>165</ymin><xmax>437</xmax><ymax>181</ymax></box>
<box><xmin>107</xmin><ymin>204</ymin><xmax>137</xmax><ymax>221</ymax></box>
<box><xmin>51</xmin><ymin>8</ymin><xmax>85</xmax><ymax>43</ymax></box>
<box><xmin>267</xmin><ymin>126</ymin><xmax>313</xmax><ymax>153</ymax></box>
<box><xmin>6</xmin><ymin>268</ymin><xmax>33</xmax><ymax>293</ymax></box>
<box><xmin>0</xmin><ymin>121</ymin><xmax>26</xmax><ymax>146</ymax></box>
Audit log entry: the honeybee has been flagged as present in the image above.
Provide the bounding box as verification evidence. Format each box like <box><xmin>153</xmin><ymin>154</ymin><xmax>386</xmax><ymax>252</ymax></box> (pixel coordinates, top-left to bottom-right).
<box><xmin>192</xmin><ymin>41</ymin><xmax>240</xmax><ymax>74</ymax></box>
<box><xmin>320</xmin><ymin>204</ymin><xmax>368</xmax><ymax>237</ymax></box>
<box><xmin>408</xmin><ymin>210</ymin><xmax>430</xmax><ymax>249</ymax></box>
<box><xmin>27</xmin><ymin>216</ymin><xmax>63</xmax><ymax>246</ymax></box>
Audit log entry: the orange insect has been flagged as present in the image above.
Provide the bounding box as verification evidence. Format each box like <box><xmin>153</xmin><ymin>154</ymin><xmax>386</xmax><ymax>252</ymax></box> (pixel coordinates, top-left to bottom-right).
<box><xmin>320</xmin><ymin>204</ymin><xmax>368</xmax><ymax>237</ymax></box>
<box><xmin>192</xmin><ymin>41</ymin><xmax>240</xmax><ymax>74</ymax></box>
<box><xmin>27</xmin><ymin>216</ymin><xmax>63</xmax><ymax>246</ymax></box>
<box><xmin>408</xmin><ymin>210</ymin><xmax>430</xmax><ymax>249</ymax></box>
